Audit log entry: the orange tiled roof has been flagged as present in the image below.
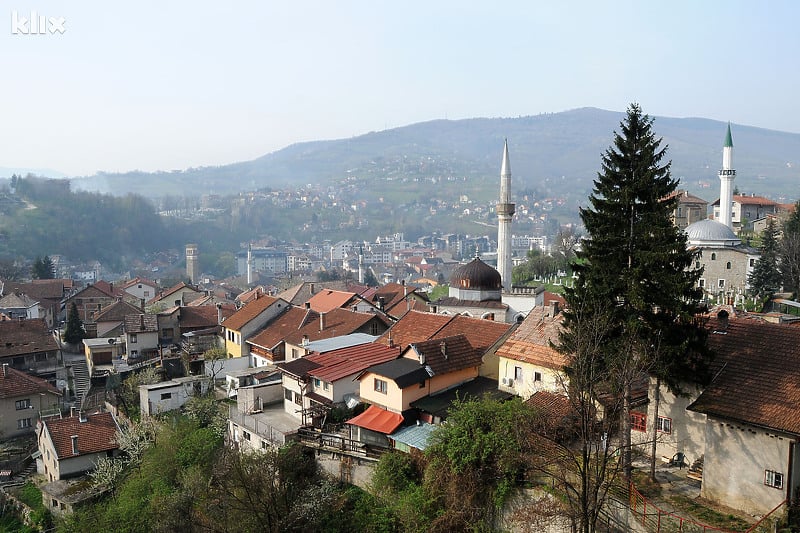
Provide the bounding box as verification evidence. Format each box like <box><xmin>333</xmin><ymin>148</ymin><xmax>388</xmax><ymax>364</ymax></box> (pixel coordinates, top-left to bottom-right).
<box><xmin>495</xmin><ymin>306</ymin><xmax>568</xmax><ymax>370</ymax></box>
<box><xmin>247</xmin><ymin>306</ymin><xmax>313</xmax><ymax>350</ymax></box>
<box><xmin>0</xmin><ymin>366</ymin><xmax>61</xmax><ymax>399</ymax></box>
<box><xmin>306</xmin><ymin>289</ymin><xmax>358</xmax><ymax>313</ymax></box>
<box><xmin>43</xmin><ymin>412</ymin><xmax>119</xmax><ymax>459</ymax></box>
<box><xmin>222</xmin><ymin>295</ymin><xmax>281</xmax><ymax>331</ymax></box>
<box><xmin>347</xmin><ymin>405</ymin><xmax>404</xmax><ymax>434</ymax></box>
<box><xmin>688</xmin><ymin>316</ymin><xmax>800</xmax><ymax>435</ymax></box>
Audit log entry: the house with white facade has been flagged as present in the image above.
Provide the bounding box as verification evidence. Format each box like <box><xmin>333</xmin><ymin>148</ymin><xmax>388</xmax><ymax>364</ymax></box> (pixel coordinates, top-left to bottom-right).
<box><xmin>647</xmin><ymin>311</ymin><xmax>800</xmax><ymax>515</ymax></box>
<box><xmin>36</xmin><ymin>411</ymin><xmax>120</xmax><ymax>482</ymax></box>
<box><xmin>139</xmin><ymin>375</ymin><xmax>210</xmax><ymax>416</ymax></box>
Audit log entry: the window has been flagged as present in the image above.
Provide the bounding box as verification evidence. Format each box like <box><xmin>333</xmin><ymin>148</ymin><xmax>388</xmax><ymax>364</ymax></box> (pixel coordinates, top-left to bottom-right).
<box><xmin>323</xmin><ymin>381</ymin><xmax>329</xmax><ymax>391</ymax></box>
<box><xmin>293</xmin><ymin>392</ymin><xmax>302</xmax><ymax>405</ymax></box>
<box><xmin>370</xmin><ymin>322</ymin><xmax>379</xmax><ymax>335</ymax></box>
<box><xmin>657</xmin><ymin>416</ymin><xmax>672</xmax><ymax>434</ymax></box>
<box><xmin>710</xmin><ymin>253</ymin><xmax>716</xmax><ymax>261</ymax></box>
<box><xmin>631</xmin><ymin>412</ymin><xmax>647</xmax><ymax>432</ymax></box>
<box><xmin>35</xmin><ymin>353</ymin><xmax>47</xmax><ymax>362</ymax></box>
<box><xmin>726</xmin><ymin>262</ymin><xmax>731</xmax><ymax>270</ymax></box>
<box><xmin>160</xmin><ymin>392</ymin><xmax>172</xmax><ymax>400</ymax></box>
<box><xmin>15</xmin><ymin>399</ymin><xmax>31</xmax><ymax>410</ymax></box>
<box><xmin>17</xmin><ymin>418</ymin><xmax>32</xmax><ymax>429</ymax></box>
<box><xmin>261</xmin><ymin>441</ymin><xmax>269</xmax><ymax>450</ymax></box>
<box><xmin>52</xmin><ymin>499</ymin><xmax>58</xmax><ymax>508</ymax></box>
<box><xmin>243</xmin><ymin>431</ymin><xmax>251</xmax><ymax>441</ymax></box>
<box><xmin>130</xmin><ymin>350</ymin><xmax>138</xmax><ymax>357</ymax></box>
<box><xmin>765</xmin><ymin>470</ymin><xmax>783</xmax><ymax>489</ymax></box>
<box><xmin>314</xmin><ymin>378</ymin><xmax>321</xmax><ymax>388</ymax></box>
<box><xmin>718</xmin><ymin>279</ymin><xmax>726</xmax><ymax>288</ymax></box>
<box><xmin>533</xmin><ymin>371</ymin><xmax>542</xmax><ymax>382</ymax></box>
<box><xmin>698</xmin><ymin>279</ymin><xmax>705</xmax><ymax>288</ymax></box>
<box><xmin>130</xmin><ymin>334</ymin><xmax>137</xmax><ymax>343</ymax></box>
<box><xmin>750</xmin><ymin>258</ymin><xmax>756</xmax><ymax>267</ymax></box>
<box><xmin>695</xmin><ymin>261</ymin><xmax>701</xmax><ymax>269</ymax></box>
<box><xmin>514</xmin><ymin>366</ymin><xmax>523</xmax><ymax>382</ymax></box>
<box><xmin>374</xmin><ymin>378</ymin><xmax>388</xmax><ymax>394</ymax></box>
<box><xmin>284</xmin><ymin>389</ymin><xmax>292</xmax><ymax>401</ymax></box>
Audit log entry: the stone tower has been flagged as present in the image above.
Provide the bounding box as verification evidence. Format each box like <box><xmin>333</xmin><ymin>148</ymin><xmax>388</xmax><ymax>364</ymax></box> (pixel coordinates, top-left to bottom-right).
<box><xmin>185</xmin><ymin>244</ymin><xmax>199</xmax><ymax>284</ymax></box>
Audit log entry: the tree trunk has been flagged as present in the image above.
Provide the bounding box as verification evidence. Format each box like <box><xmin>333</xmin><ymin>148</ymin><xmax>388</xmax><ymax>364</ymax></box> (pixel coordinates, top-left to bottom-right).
<box><xmin>650</xmin><ymin>377</ymin><xmax>661</xmax><ymax>482</ymax></box>
<box><xmin>622</xmin><ymin>380</ymin><xmax>632</xmax><ymax>480</ymax></box>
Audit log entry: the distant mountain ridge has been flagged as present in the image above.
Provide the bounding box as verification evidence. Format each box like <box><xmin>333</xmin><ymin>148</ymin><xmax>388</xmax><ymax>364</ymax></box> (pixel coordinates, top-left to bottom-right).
<box><xmin>70</xmin><ymin>108</ymin><xmax>800</xmax><ymax>201</ymax></box>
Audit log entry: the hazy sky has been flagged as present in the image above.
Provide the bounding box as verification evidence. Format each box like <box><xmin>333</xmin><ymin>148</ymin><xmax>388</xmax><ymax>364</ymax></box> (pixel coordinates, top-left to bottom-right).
<box><xmin>3</xmin><ymin>1</ymin><xmax>799</xmax><ymax>177</ymax></box>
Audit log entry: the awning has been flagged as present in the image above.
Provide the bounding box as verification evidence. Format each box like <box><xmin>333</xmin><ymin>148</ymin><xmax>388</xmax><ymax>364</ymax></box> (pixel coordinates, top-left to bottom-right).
<box><xmin>347</xmin><ymin>405</ymin><xmax>404</xmax><ymax>434</ymax></box>
<box><xmin>305</xmin><ymin>391</ymin><xmax>333</xmax><ymax>406</ymax></box>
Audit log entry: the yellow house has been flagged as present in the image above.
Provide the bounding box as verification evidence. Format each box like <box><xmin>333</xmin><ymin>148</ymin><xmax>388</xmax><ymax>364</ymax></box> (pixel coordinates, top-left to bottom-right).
<box><xmin>222</xmin><ymin>295</ymin><xmax>289</xmax><ymax>358</ymax></box>
<box><xmin>495</xmin><ymin>302</ymin><xmax>568</xmax><ymax>399</ymax></box>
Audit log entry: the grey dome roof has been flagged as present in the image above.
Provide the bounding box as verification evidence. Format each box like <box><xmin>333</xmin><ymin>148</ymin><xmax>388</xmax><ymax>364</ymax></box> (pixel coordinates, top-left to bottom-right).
<box><xmin>685</xmin><ymin>219</ymin><xmax>740</xmax><ymax>246</ymax></box>
<box><xmin>450</xmin><ymin>258</ymin><xmax>502</xmax><ymax>290</ymax></box>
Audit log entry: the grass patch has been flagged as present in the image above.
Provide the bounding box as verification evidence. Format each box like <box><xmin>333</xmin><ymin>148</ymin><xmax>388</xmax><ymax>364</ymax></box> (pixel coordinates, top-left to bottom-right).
<box><xmin>13</xmin><ymin>482</ymin><xmax>42</xmax><ymax>510</ymax></box>
<box><xmin>630</xmin><ymin>469</ymin><xmax>662</xmax><ymax>499</ymax></box>
<box><xmin>669</xmin><ymin>494</ymin><xmax>751</xmax><ymax>532</ymax></box>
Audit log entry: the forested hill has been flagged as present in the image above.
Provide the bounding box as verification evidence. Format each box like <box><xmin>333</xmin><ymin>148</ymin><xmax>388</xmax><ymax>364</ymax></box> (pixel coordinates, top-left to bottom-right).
<box><xmin>70</xmin><ymin>107</ymin><xmax>800</xmax><ymax>200</ymax></box>
<box><xmin>0</xmin><ymin>177</ymin><xmax>201</xmax><ymax>270</ymax></box>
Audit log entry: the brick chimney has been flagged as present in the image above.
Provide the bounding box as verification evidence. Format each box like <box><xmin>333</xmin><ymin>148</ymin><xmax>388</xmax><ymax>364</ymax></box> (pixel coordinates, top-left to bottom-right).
<box><xmin>320</xmin><ymin>312</ymin><xmax>326</xmax><ymax>331</ymax></box>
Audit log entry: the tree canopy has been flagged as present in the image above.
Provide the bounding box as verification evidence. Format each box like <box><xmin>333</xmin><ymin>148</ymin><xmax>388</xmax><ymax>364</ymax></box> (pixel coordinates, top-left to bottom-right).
<box><xmin>560</xmin><ymin>103</ymin><xmax>710</xmax><ymax>479</ymax></box>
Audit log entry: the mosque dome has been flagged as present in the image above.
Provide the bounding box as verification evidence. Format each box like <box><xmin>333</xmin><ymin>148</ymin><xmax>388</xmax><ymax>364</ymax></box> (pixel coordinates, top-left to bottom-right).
<box><xmin>450</xmin><ymin>257</ymin><xmax>502</xmax><ymax>291</ymax></box>
<box><xmin>685</xmin><ymin>219</ymin><xmax>741</xmax><ymax>247</ymax></box>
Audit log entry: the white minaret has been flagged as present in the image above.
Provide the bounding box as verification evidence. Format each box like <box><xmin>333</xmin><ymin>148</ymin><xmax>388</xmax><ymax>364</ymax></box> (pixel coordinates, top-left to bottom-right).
<box><xmin>246</xmin><ymin>243</ymin><xmax>253</xmax><ymax>285</ymax></box>
<box><xmin>358</xmin><ymin>246</ymin><xmax>365</xmax><ymax>284</ymax></box>
<box><xmin>496</xmin><ymin>139</ymin><xmax>515</xmax><ymax>291</ymax></box>
<box><xmin>718</xmin><ymin>124</ymin><xmax>735</xmax><ymax>229</ymax></box>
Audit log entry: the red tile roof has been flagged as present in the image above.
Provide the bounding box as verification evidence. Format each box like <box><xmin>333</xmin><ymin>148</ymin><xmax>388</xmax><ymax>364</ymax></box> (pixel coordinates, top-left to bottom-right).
<box><xmin>222</xmin><ymin>295</ymin><xmax>281</xmax><ymax>331</ymax></box>
<box><xmin>347</xmin><ymin>404</ymin><xmax>404</xmax><ymax>434</ymax></box>
<box><xmin>495</xmin><ymin>306</ymin><xmax>568</xmax><ymax>370</ymax></box>
<box><xmin>94</xmin><ymin>300</ymin><xmax>142</xmax><ymax>322</ymax></box>
<box><xmin>307</xmin><ymin>343</ymin><xmax>400</xmax><ymax>383</ymax></box>
<box><xmin>433</xmin><ymin>314</ymin><xmax>513</xmax><ymax>352</ymax></box>
<box><xmin>43</xmin><ymin>412</ymin><xmax>119</xmax><ymax>459</ymax></box>
<box><xmin>176</xmin><ymin>305</ymin><xmax>227</xmax><ymax>329</ymax></box>
<box><xmin>376</xmin><ymin>310</ymin><xmax>452</xmax><ymax>350</ymax></box>
<box><xmin>124</xmin><ymin>314</ymin><xmax>158</xmax><ymax>334</ymax></box>
<box><xmin>406</xmin><ymin>335</ymin><xmax>482</xmax><ymax>375</ymax></box>
<box><xmin>0</xmin><ymin>366</ymin><xmax>61</xmax><ymax>399</ymax></box>
<box><xmin>0</xmin><ymin>319</ymin><xmax>59</xmax><ymax>358</ymax></box>
<box><xmin>688</xmin><ymin>315</ymin><xmax>800</xmax><ymax>435</ymax></box>
<box><xmin>284</xmin><ymin>307</ymin><xmax>388</xmax><ymax>346</ymax></box>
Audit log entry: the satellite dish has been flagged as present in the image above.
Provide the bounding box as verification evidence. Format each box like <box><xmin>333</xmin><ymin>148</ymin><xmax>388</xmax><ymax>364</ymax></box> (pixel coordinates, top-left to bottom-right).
<box><xmin>108</xmin><ymin>338</ymin><xmax>116</xmax><ymax>345</ymax></box>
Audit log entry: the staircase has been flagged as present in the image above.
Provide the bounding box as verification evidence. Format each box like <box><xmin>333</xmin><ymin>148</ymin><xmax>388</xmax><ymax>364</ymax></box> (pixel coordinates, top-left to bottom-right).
<box><xmin>71</xmin><ymin>359</ymin><xmax>91</xmax><ymax>406</ymax></box>
<box><xmin>687</xmin><ymin>455</ymin><xmax>704</xmax><ymax>481</ymax></box>
<box><xmin>0</xmin><ymin>462</ymin><xmax>37</xmax><ymax>490</ymax></box>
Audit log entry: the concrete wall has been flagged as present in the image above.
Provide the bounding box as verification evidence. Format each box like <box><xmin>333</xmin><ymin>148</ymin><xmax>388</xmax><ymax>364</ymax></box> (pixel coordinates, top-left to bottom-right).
<box><xmin>237</xmin><ymin>382</ymin><xmax>283</xmax><ymax>413</ymax></box>
<box><xmin>702</xmin><ymin>418</ymin><xmax>790</xmax><ymax>515</ymax></box>
<box><xmin>0</xmin><ymin>392</ymin><xmax>60</xmax><ymax>439</ymax></box>
<box><xmin>646</xmin><ymin>380</ymin><xmax>706</xmax><ymax>467</ymax></box>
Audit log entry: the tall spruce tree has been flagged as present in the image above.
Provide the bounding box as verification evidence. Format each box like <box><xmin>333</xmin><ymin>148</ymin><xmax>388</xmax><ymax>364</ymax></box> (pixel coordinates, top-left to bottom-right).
<box><xmin>32</xmin><ymin>255</ymin><xmax>55</xmax><ymax>279</ymax></box>
<box><xmin>748</xmin><ymin>218</ymin><xmax>782</xmax><ymax>299</ymax></box>
<box><xmin>780</xmin><ymin>201</ymin><xmax>800</xmax><ymax>298</ymax></box>
<box><xmin>559</xmin><ymin>104</ymin><xmax>710</xmax><ymax>481</ymax></box>
<box><xmin>63</xmin><ymin>301</ymin><xmax>85</xmax><ymax>345</ymax></box>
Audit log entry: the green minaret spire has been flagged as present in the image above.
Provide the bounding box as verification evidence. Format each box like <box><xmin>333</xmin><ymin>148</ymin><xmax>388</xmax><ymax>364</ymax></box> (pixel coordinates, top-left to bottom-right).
<box><xmin>724</xmin><ymin>122</ymin><xmax>733</xmax><ymax>148</ymax></box>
